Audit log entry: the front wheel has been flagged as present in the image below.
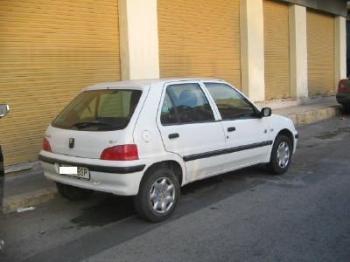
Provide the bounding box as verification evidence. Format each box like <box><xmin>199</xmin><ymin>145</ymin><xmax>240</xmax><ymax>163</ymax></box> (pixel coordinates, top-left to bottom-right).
<box><xmin>267</xmin><ymin>135</ymin><xmax>293</xmax><ymax>175</ymax></box>
<box><xmin>134</xmin><ymin>167</ymin><xmax>180</xmax><ymax>222</ymax></box>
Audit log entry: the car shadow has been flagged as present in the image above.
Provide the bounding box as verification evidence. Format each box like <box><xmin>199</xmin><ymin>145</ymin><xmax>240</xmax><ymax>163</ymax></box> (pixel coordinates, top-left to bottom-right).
<box><xmin>70</xmin><ymin>165</ymin><xmax>270</xmax><ymax>229</ymax></box>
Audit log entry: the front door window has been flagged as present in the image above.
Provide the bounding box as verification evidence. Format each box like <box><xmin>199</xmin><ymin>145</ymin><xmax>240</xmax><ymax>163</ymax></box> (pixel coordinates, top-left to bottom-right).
<box><xmin>205</xmin><ymin>83</ymin><xmax>257</xmax><ymax>120</ymax></box>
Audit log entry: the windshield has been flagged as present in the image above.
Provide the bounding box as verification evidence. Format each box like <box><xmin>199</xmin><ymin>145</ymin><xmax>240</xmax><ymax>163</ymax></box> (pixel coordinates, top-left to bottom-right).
<box><xmin>52</xmin><ymin>89</ymin><xmax>142</xmax><ymax>131</ymax></box>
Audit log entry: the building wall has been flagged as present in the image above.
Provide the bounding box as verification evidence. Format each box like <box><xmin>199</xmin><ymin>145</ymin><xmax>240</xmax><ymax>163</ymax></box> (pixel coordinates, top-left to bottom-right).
<box><xmin>0</xmin><ymin>0</ymin><xmax>121</xmax><ymax>166</ymax></box>
<box><xmin>158</xmin><ymin>0</ymin><xmax>241</xmax><ymax>89</ymax></box>
<box><xmin>307</xmin><ymin>10</ymin><xmax>336</xmax><ymax>96</ymax></box>
<box><xmin>264</xmin><ymin>0</ymin><xmax>291</xmax><ymax>100</ymax></box>
<box><xmin>346</xmin><ymin>19</ymin><xmax>350</xmax><ymax>76</ymax></box>
<box><xmin>0</xmin><ymin>0</ymin><xmax>346</xmax><ymax>168</ymax></box>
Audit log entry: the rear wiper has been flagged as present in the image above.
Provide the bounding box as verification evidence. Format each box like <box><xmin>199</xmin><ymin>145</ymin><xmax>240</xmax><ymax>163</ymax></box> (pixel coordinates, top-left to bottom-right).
<box><xmin>71</xmin><ymin>121</ymin><xmax>113</xmax><ymax>129</ymax></box>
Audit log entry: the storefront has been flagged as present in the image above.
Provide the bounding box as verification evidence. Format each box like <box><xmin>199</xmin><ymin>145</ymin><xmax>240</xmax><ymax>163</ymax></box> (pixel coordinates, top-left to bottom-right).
<box><xmin>264</xmin><ymin>0</ymin><xmax>291</xmax><ymax>100</ymax></box>
<box><xmin>0</xmin><ymin>1</ymin><xmax>121</xmax><ymax>166</ymax></box>
<box><xmin>0</xmin><ymin>0</ymin><xmax>347</xmax><ymax>168</ymax></box>
<box><xmin>158</xmin><ymin>0</ymin><xmax>241</xmax><ymax>88</ymax></box>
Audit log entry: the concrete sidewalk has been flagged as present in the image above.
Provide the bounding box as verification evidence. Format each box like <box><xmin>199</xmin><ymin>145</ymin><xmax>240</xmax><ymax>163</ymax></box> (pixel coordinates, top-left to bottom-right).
<box><xmin>1</xmin><ymin>96</ymin><xmax>343</xmax><ymax>213</ymax></box>
<box><xmin>272</xmin><ymin>96</ymin><xmax>341</xmax><ymax>125</ymax></box>
<box><xmin>2</xmin><ymin>163</ymin><xmax>57</xmax><ymax>213</ymax></box>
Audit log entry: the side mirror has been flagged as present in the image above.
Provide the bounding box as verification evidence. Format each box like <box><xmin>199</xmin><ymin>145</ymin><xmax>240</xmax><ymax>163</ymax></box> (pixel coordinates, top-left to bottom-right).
<box><xmin>260</xmin><ymin>107</ymin><xmax>272</xmax><ymax>118</ymax></box>
<box><xmin>0</xmin><ymin>104</ymin><xmax>10</xmax><ymax>118</ymax></box>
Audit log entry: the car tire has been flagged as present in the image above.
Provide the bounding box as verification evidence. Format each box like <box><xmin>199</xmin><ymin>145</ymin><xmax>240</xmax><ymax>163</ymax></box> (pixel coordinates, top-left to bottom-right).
<box><xmin>343</xmin><ymin>104</ymin><xmax>350</xmax><ymax>114</ymax></box>
<box><xmin>56</xmin><ymin>182</ymin><xmax>93</xmax><ymax>201</ymax></box>
<box><xmin>134</xmin><ymin>167</ymin><xmax>180</xmax><ymax>222</ymax></box>
<box><xmin>267</xmin><ymin>135</ymin><xmax>293</xmax><ymax>175</ymax></box>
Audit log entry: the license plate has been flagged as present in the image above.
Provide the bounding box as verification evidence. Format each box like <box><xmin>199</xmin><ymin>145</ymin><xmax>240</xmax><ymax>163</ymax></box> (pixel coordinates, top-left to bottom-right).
<box><xmin>58</xmin><ymin>165</ymin><xmax>90</xmax><ymax>180</ymax></box>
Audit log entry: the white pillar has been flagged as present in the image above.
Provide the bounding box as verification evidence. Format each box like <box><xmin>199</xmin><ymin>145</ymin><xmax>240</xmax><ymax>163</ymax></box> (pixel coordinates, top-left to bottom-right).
<box><xmin>240</xmin><ymin>0</ymin><xmax>265</xmax><ymax>102</ymax></box>
<box><xmin>118</xmin><ymin>0</ymin><xmax>160</xmax><ymax>80</ymax></box>
<box><xmin>335</xmin><ymin>16</ymin><xmax>347</xmax><ymax>87</ymax></box>
<box><xmin>289</xmin><ymin>5</ymin><xmax>308</xmax><ymax>98</ymax></box>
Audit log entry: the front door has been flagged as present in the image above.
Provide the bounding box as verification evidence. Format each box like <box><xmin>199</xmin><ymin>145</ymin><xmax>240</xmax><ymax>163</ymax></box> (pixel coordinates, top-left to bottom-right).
<box><xmin>157</xmin><ymin>82</ymin><xmax>226</xmax><ymax>182</ymax></box>
<box><xmin>204</xmin><ymin>82</ymin><xmax>271</xmax><ymax>170</ymax></box>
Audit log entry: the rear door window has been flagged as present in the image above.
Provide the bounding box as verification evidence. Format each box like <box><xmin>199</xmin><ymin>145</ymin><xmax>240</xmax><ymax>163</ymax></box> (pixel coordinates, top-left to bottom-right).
<box><xmin>160</xmin><ymin>83</ymin><xmax>215</xmax><ymax>125</ymax></box>
<box><xmin>161</xmin><ymin>93</ymin><xmax>179</xmax><ymax>125</ymax></box>
<box><xmin>52</xmin><ymin>89</ymin><xmax>142</xmax><ymax>131</ymax></box>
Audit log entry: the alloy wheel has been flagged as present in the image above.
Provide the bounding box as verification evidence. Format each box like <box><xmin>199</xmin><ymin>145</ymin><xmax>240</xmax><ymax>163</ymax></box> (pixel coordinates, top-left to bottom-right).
<box><xmin>149</xmin><ymin>177</ymin><xmax>176</xmax><ymax>214</ymax></box>
<box><xmin>276</xmin><ymin>141</ymin><xmax>290</xmax><ymax>169</ymax></box>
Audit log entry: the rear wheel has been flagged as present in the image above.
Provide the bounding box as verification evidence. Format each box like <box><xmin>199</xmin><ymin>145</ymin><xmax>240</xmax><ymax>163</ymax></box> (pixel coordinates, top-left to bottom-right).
<box><xmin>56</xmin><ymin>182</ymin><xmax>93</xmax><ymax>201</ymax></box>
<box><xmin>134</xmin><ymin>167</ymin><xmax>180</xmax><ymax>222</ymax></box>
<box><xmin>267</xmin><ymin>135</ymin><xmax>292</xmax><ymax>175</ymax></box>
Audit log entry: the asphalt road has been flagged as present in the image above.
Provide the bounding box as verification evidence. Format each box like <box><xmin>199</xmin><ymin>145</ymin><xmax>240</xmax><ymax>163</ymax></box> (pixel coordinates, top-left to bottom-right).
<box><xmin>1</xmin><ymin>115</ymin><xmax>350</xmax><ymax>262</ymax></box>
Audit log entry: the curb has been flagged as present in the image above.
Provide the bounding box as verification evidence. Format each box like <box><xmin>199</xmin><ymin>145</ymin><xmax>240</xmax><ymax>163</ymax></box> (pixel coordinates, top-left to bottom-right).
<box><xmin>1</xmin><ymin>104</ymin><xmax>342</xmax><ymax>214</ymax></box>
<box><xmin>2</xmin><ymin>187</ymin><xmax>57</xmax><ymax>214</ymax></box>
<box><xmin>279</xmin><ymin>105</ymin><xmax>341</xmax><ymax>126</ymax></box>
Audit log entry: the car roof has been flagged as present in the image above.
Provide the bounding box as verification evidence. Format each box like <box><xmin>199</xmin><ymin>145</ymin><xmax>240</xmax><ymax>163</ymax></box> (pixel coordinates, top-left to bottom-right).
<box><xmin>84</xmin><ymin>77</ymin><xmax>228</xmax><ymax>91</ymax></box>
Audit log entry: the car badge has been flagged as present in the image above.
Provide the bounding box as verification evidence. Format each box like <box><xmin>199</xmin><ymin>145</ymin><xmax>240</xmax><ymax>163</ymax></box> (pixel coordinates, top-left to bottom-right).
<box><xmin>69</xmin><ymin>138</ymin><xmax>75</xmax><ymax>149</ymax></box>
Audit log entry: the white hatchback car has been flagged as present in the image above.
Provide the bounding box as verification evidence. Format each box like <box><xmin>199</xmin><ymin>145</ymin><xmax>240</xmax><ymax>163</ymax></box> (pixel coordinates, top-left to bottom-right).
<box><xmin>39</xmin><ymin>78</ymin><xmax>298</xmax><ymax>222</ymax></box>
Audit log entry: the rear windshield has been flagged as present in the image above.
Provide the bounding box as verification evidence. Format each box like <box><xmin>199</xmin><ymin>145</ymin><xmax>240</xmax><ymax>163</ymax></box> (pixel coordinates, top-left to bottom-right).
<box><xmin>52</xmin><ymin>89</ymin><xmax>142</xmax><ymax>131</ymax></box>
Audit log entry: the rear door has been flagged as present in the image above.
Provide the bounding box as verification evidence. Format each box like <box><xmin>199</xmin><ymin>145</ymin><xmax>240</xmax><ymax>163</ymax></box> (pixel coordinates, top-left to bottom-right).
<box><xmin>157</xmin><ymin>82</ymin><xmax>226</xmax><ymax>182</ymax></box>
<box><xmin>204</xmin><ymin>82</ymin><xmax>271</xmax><ymax>169</ymax></box>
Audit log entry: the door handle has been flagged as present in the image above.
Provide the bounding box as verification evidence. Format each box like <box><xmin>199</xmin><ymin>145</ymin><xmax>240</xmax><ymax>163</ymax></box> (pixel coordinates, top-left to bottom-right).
<box><xmin>168</xmin><ymin>133</ymin><xmax>179</xmax><ymax>139</ymax></box>
<box><xmin>227</xmin><ymin>127</ymin><xmax>236</xmax><ymax>132</ymax></box>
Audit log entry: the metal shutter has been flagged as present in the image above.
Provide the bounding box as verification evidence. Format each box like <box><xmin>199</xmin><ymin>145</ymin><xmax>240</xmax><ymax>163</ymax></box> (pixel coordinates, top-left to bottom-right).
<box><xmin>158</xmin><ymin>0</ymin><xmax>241</xmax><ymax>89</ymax></box>
<box><xmin>0</xmin><ymin>1</ymin><xmax>121</xmax><ymax>166</ymax></box>
<box><xmin>307</xmin><ymin>10</ymin><xmax>335</xmax><ymax>96</ymax></box>
<box><xmin>264</xmin><ymin>0</ymin><xmax>291</xmax><ymax>100</ymax></box>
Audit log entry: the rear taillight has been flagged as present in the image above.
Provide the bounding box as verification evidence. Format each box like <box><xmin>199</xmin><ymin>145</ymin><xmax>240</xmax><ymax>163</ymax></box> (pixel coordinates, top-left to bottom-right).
<box><xmin>338</xmin><ymin>80</ymin><xmax>350</xmax><ymax>93</ymax></box>
<box><xmin>42</xmin><ymin>138</ymin><xmax>52</xmax><ymax>152</ymax></box>
<box><xmin>100</xmin><ymin>144</ymin><xmax>139</xmax><ymax>161</ymax></box>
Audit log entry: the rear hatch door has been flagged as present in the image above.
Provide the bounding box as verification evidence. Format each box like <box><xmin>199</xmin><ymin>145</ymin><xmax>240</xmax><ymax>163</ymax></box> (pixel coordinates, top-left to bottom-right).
<box><xmin>46</xmin><ymin>126</ymin><xmax>129</xmax><ymax>159</ymax></box>
<box><xmin>46</xmin><ymin>89</ymin><xmax>143</xmax><ymax>159</ymax></box>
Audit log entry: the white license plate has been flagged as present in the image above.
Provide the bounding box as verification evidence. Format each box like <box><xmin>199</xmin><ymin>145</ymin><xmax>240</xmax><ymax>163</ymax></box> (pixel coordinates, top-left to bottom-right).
<box><xmin>58</xmin><ymin>165</ymin><xmax>90</xmax><ymax>180</ymax></box>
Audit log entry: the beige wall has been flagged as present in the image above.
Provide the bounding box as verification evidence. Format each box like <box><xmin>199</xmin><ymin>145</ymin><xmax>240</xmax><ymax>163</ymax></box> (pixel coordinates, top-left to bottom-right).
<box><xmin>240</xmin><ymin>0</ymin><xmax>265</xmax><ymax>102</ymax></box>
<box><xmin>289</xmin><ymin>4</ymin><xmax>308</xmax><ymax>98</ymax></box>
<box><xmin>119</xmin><ymin>0</ymin><xmax>160</xmax><ymax>80</ymax></box>
<box><xmin>334</xmin><ymin>16</ymin><xmax>347</xmax><ymax>86</ymax></box>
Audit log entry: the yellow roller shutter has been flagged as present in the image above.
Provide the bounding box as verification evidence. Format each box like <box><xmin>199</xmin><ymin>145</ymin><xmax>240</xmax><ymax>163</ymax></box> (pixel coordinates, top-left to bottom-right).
<box><xmin>307</xmin><ymin>10</ymin><xmax>335</xmax><ymax>96</ymax></box>
<box><xmin>264</xmin><ymin>0</ymin><xmax>291</xmax><ymax>100</ymax></box>
<box><xmin>0</xmin><ymin>0</ymin><xmax>121</xmax><ymax>166</ymax></box>
<box><xmin>158</xmin><ymin>0</ymin><xmax>241</xmax><ymax>88</ymax></box>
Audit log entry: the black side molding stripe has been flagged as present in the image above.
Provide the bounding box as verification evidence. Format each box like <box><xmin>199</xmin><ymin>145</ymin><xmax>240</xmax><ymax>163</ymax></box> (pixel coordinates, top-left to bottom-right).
<box><xmin>38</xmin><ymin>155</ymin><xmax>145</xmax><ymax>174</ymax></box>
<box><xmin>183</xmin><ymin>140</ymin><xmax>273</xmax><ymax>162</ymax></box>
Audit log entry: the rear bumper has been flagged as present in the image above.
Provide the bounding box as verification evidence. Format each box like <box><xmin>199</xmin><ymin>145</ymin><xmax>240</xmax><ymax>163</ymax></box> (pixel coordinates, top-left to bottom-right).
<box><xmin>39</xmin><ymin>152</ymin><xmax>146</xmax><ymax>196</ymax></box>
<box><xmin>39</xmin><ymin>155</ymin><xmax>145</xmax><ymax>174</ymax></box>
<box><xmin>336</xmin><ymin>93</ymin><xmax>350</xmax><ymax>105</ymax></box>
